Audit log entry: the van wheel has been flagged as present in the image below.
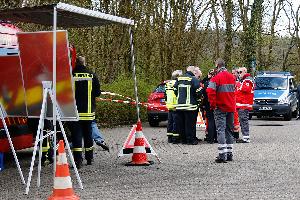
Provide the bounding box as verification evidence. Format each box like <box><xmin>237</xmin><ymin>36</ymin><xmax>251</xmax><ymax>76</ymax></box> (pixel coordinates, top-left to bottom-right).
<box><xmin>148</xmin><ymin>118</ymin><xmax>160</xmax><ymax>127</ymax></box>
<box><xmin>292</xmin><ymin>109</ymin><xmax>298</xmax><ymax>118</ymax></box>
<box><xmin>257</xmin><ymin>115</ymin><xmax>262</xmax><ymax>119</ymax></box>
<box><xmin>284</xmin><ymin>109</ymin><xmax>292</xmax><ymax>121</ymax></box>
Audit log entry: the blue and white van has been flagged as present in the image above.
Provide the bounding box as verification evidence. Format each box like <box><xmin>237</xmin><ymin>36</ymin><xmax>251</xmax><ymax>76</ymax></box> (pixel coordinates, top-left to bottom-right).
<box><xmin>251</xmin><ymin>71</ymin><xmax>298</xmax><ymax>121</ymax></box>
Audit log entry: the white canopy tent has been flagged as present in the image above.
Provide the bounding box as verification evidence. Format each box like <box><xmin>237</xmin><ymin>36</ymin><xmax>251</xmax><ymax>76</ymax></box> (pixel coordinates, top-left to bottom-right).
<box><xmin>0</xmin><ymin>2</ymin><xmax>141</xmax><ymax>194</ymax></box>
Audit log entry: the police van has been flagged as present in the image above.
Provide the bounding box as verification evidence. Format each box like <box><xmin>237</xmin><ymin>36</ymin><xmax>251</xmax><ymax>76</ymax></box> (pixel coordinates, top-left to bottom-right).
<box><xmin>251</xmin><ymin>71</ymin><xmax>298</xmax><ymax>121</ymax></box>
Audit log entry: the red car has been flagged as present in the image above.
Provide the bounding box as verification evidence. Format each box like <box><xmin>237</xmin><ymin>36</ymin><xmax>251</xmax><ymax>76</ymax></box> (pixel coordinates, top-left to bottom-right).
<box><xmin>147</xmin><ymin>81</ymin><xmax>169</xmax><ymax>127</ymax></box>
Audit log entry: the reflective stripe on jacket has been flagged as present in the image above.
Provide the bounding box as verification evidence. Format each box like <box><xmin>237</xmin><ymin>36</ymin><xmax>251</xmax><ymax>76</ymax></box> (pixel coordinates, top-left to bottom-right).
<box><xmin>174</xmin><ymin>71</ymin><xmax>200</xmax><ymax>111</ymax></box>
<box><xmin>165</xmin><ymin>80</ymin><xmax>177</xmax><ymax>110</ymax></box>
<box><xmin>73</xmin><ymin>65</ymin><xmax>101</xmax><ymax>120</ymax></box>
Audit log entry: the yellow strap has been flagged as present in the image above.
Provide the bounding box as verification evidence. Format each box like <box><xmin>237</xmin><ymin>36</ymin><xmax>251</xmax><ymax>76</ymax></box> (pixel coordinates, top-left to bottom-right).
<box><xmin>85</xmin><ymin>147</ymin><xmax>94</xmax><ymax>151</ymax></box>
<box><xmin>178</xmin><ymin>77</ymin><xmax>192</xmax><ymax>81</ymax></box>
<box><xmin>73</xmin><ymin>148</ymin><xmax>83</xmax><ymax>152</ymax></box>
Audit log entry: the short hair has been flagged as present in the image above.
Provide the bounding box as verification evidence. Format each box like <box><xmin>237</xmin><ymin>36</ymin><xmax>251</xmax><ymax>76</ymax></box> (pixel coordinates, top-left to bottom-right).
<box><xmin>193</xmin><ymin>67</ymin><xmax>202</xmax><ymax>78</ymax></box>
<box><xmin>240</xmin><ymin>67</ymin><xmax>247</xmax><ymax>73</ymax></box>
<box><xmin>76</xmin><ymin>56</ymin><xmax>86</xmax><ymax>66</ymax></box>
<box><xmin>171</xmin><ymin>70</ymin><xmax>183</xmax><ymax>80</ymax></box>
<box><xmin>194</xmin><ymin>67</ymin><xmax>201</xmax><ymax>73</ymax></box>
<box><xmin>187</xmin><ymin>66</ymin><xmax>196</xmax><ymax>72</ymax></box>
<box><xmin>215</xmin><ymin>58</ymin><xmax>225</xmax><ymax>68</ymax></box>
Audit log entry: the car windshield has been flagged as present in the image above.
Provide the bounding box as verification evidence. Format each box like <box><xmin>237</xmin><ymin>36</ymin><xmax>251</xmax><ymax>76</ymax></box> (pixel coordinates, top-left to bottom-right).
<box><xmin>255</xmin><ymin>77</ymin><xmax>288</xmax><ymax>90</ymax></box>
<box><xmin>154</xmin><ymin>84</ymin><xmax>165</xmax><ymax>93</ymax></box>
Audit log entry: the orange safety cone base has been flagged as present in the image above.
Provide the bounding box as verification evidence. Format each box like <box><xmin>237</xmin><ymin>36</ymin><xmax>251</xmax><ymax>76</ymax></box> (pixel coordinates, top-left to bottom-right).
<box><xmin>125</xmin><ymin>160</ymin><xmax>154</xmax><ymax>166</ymax></box>
<box><xmin>125</xmin><ymin>120</ymin><xmax>154</xmax><ymax>166</ymax></box>
<box><xmin>48</xmin><ymin>193</ymin><xmax>80</xmax><ymax>200</ymax></box>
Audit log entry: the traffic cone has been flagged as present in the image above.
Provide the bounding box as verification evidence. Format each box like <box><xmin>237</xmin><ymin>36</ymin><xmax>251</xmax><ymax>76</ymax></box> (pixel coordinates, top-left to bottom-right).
<box><xmin>196</xmin><ymin>112</ymin><xmax>206</xmax><ymax>128</ymax></box>
<box><xmin>48</xmin><ymin>140</ymin><xmax>79</xmax><ymax>200</ymax></box>
<box><xmin>125</xmin><ymin>120</ymin><xmax>153</xmax><ymax>166</ymax></box>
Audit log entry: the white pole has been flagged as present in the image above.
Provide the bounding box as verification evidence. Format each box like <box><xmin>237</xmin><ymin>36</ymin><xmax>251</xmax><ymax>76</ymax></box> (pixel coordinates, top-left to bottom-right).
<box><xmin>37</xmin><ymin>113</ymin><xmax>45</xmax><ymax>187</ymax></box>
<box><xmin>48</xmin><ymin>84</ymin><xmax>83</xmax><ymax>189</ymax></box>
<box><xmin>0</xmin><ymin>105</ymin><xmax>25</xmax><ymax>184</ymax></box>
<box><xmin>25</xmin><ymin>85</ymin><xmax>48</xmax><ymax>194</ymax></box>
<box><xmin>52</xmin><ymin>6</ymin><xmax>57</xmax><ymax>175</ymax></box>
<box><xmin>129</xmin><ymin>27</ymin><xmax>140</xmax><ymax>121</ymax></box>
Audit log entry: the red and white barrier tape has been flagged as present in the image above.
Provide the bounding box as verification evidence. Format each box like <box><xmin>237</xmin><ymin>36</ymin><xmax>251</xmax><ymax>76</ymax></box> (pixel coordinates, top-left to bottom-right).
<box><xmin>98</xmin><ymin>91</ymin><xmax>167</xmax><ymax>112</ymax></box>
<box><xmin>101</xmin><ymin>91</ymin><xmax>135</xmax><ymax>101</ymax></box>
<box><xmin>96</xmin><ymin>97</ymin><xmax>149</xmax><ymax>107</ymax></box>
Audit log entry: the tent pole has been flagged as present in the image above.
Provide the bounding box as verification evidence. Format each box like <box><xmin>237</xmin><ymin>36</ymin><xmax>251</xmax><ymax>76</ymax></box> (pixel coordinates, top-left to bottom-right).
<box><xmin>129</xmin><ymin>27</ymin><xmax>140</xmax><ymax>121</ymax></box>
<box><xmin>52</xmin><ymin>6</ymin><xmax>57</xmax><ymax>175</ymax></box>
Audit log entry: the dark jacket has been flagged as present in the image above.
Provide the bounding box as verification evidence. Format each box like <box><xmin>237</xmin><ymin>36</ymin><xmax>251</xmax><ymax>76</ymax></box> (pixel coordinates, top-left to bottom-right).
<box><xmin>73</xmin><ymin>64</ymin><xmax>101</xmax><ymax>120</ymax></box>
<box><xmin>201</xmin><ymin>76</ymin><xmax>211</xmax><ymax>110</ymax></box>
<box><xmin>174</xmin><ymin>71</ymin><xmax>201</xmax><ymax>111</ymax></box>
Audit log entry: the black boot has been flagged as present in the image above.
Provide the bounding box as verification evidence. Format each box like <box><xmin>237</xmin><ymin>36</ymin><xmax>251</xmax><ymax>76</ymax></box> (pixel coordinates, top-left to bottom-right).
<box><xmin>227</xmin><ymin>154</ymin><xmax>233</xmax><ymax>161</ymax></box>
<box><xmin>95</xmin><ymin>141</ymin><xmax>110</xmax><ymax>151</ymax></box>
<box><xmin>172</xmin><ymin>137</ymin><xmax>180</xmax><ymax>144</ymax></box>
<box><xmin>41</xmin><ymin>153</ymin><xmax>47</xmax><ymax>166</ymax></box>
<box><xmin>85</xmin><ymin>149</ymin><xmax>94</xmax><ymax>165</ymax></box>
<box><xmin>86</xmin><ymin>159</ymin><xmax>93</xmax><ymax>165</ymax></box>
<box><xmin>73</xmin><ymin>152</ymin><xmax>83</xmax><ymax>169</ymax></box>
<box><xmin>75</xmin><ymin>160</ymin><xmax>83</xmax><ymax>169</ymax></box>
<box><xmin>233</xmin><ymin>131</ymin><xmax>239</xmax><ymax>139</ymax></box>
<box><xmin>215</xmin><ymin>156</ymin><xmax>227</xmax><ymax>163</ymax></box>
<box><xmin>167</xmin><ymin>136</ymin><xmax>173</xmax><ymax>143</ymax></box>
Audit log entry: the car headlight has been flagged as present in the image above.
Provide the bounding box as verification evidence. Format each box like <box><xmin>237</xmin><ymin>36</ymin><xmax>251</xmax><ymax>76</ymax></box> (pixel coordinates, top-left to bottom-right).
<box><xmin>278</xmin><ymin>97</ymin><xmax>289</xmax><ymax>104</ymax></box>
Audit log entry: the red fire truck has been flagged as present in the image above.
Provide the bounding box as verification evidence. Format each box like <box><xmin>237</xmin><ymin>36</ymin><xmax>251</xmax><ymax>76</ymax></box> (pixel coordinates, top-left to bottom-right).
<box><xmin>0</xmin><ymin>22</ymin><xmax>33</xmax><ymax>153</ymax></box>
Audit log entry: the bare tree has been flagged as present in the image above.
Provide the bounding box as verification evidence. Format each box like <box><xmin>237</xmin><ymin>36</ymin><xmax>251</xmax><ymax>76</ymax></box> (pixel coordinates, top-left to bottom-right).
<box><xmin>220</xmin><ymin>0</ymin><xmax>234</xmax><ymax>65</ymax></box>
<box><xmin>266</xmin><ymin>0</ymin><xmax>284</xmax><ymax>69</ymax></box>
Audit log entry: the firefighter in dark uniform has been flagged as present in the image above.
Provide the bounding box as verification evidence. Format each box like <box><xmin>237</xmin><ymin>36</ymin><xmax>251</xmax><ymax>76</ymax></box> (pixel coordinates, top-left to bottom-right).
<box><xmin>69</xmin><ymin>56</ymin><xmax>101</xmax><ymax>168</ymax></box>
<box><xmin>174</xmin><ymin>66</ymin><xmax>201</xmax><ymax>145</ymax></box>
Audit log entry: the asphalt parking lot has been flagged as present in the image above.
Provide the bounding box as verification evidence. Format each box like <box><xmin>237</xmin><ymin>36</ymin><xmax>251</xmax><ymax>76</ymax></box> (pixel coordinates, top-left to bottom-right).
<box><xmin>1</xmin><ymin>117</ymin><xmax>300</xmax><ymax>200</ymax></box>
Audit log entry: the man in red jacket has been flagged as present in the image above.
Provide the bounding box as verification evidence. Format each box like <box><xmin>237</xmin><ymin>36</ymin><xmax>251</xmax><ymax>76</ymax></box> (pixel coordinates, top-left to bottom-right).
<box><xmin>207</xmin><ymin>58</ymin><xmax>236</xmax><ymax>163</ymax></box>
<box><xmin>236</xmin><ymin>67</ymin><xmax>254</xmax><ymax>143</ymax></box>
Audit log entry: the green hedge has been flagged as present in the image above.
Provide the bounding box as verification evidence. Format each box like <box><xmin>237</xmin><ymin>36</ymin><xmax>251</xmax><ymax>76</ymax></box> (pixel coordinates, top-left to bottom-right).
<box><xmin>95</xmin><ymin>74</ymin><xmax>157</xmax><ymax>127</ymax></box>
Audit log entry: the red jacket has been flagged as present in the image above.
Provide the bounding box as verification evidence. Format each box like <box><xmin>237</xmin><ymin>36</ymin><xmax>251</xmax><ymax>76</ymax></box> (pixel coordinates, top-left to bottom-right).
<box><xmin>235</xmin><ymin>81</ymin><xmax>242</xmax><ymax>104</ymax></box>
<box><xmin>206</xmin><ymin>68</ymin><xmax>236</xmax><ymax>112</ymax></box>
<box><xmin>236</xmin><ymin>73</ymin><xmax>254</xmax><ymax>110</ymax></box>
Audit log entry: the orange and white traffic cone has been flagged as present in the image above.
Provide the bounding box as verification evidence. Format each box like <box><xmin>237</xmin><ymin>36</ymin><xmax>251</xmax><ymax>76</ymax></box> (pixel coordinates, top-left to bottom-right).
<box><xmin>48</xmin><ymin>140</ymin><xmax>80</xmax><ymax>200</ymax></box>
<box><xmin>196</xmin><ymin>112</ymin><xmax>206</xmax><ymax>128</ymax></box>
<box><xmin>126</xmin><ymin>120</ymin><xmax>153</xmax><ymax>166</ymax></box>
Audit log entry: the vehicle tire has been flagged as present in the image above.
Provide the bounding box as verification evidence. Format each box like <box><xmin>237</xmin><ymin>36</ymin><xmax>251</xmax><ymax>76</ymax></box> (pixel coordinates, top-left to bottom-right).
<box><xmin>257</xmin><ymin>115</ymin><xmax>262</xmax><ymax>119</ymax></box>
<box><xmin>284</xmin><ymin>109</ymin><xmax>292</xmax><ymax>121</ymax></box>
<box><xmin>148</xmin><ymin>118</ymin><xmax>160</xmax><ymax>127</ymax></box>
<box><xmin>249</xmin><ymin>114</ymin><xmax>252</xmax><ymax>120</ymax></box>
<box><xmin>292</xmin><ymin>109</ymin><xmax>298</xmax><ymax>118</ymax></box>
